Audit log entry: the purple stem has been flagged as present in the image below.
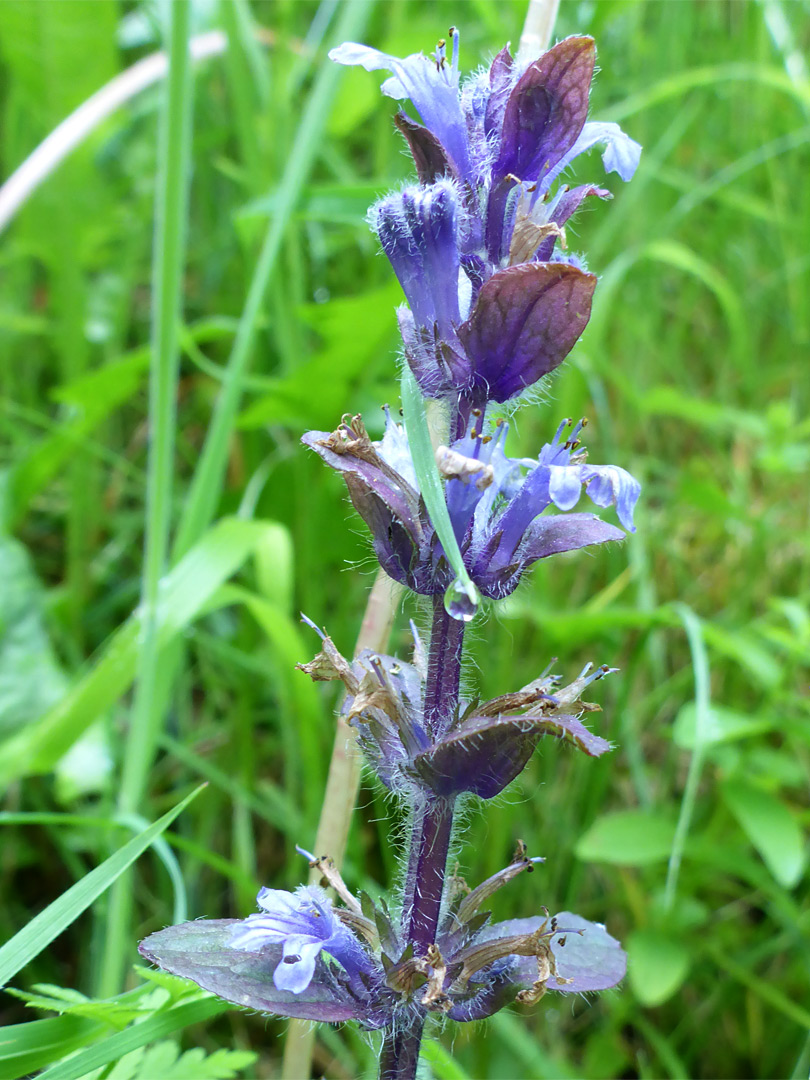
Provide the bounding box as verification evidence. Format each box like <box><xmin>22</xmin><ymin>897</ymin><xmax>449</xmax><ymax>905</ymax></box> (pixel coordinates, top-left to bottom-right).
<box><xmin>379</xmin><ymin>1019</ymin><xmax>425</xmax><ymax>1080</ymax></box>
<box><xmin>403</xmin><ymin>795</ymin><xmax>455</xmax><ymax>954</ymax></box>
<box><xmin>423</xmin><ymin>594</ymin><xmax>465</xmax><ymax>738</ymax></box>
<box><xmin>381</xmin><ymin>595</ymin><xmax>465</xmax><ymax>1079</ymax></box>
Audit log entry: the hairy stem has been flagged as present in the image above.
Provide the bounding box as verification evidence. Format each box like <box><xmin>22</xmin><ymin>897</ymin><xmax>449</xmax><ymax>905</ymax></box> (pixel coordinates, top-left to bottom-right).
<box><xmin>403</xmin><ymin>796</ymin><xmax>456</xmax><ymax>954</ymax></box>
<box><xmin>379</xmin><ymin>1019</ymin><xmax>426</xmax><ymax>1080</ymax></box>
<box><xmin>384</xmin><ymin>595</ymin><xmax>465</xmax><ymax>1077</ymax></box>
<box><xmin>423</xmin><ymin>594</ymin><xmax>465</xmax><ymax>737</ymax></box>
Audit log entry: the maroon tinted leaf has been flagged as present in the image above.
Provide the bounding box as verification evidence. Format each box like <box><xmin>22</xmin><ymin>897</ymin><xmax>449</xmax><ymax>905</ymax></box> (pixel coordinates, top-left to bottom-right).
<box><xmin>494</xmin><ymin>37</ymin><xmax>595</xmax><ymax>185</ymax></box>
<box><xmin>138</xmin><ymin>920</ymin><xmax>365</xmax><ymax>1022</ymax></box>
<box><xmin>393</xmin><ymin>112</ymin><xmax>453</xmax><ymax>185</ymax></box>
<box><xmin>303</xmin><ymin>428</ymin><xmax>424</xmax><ymax>587</ymax></box>
<box><xmin>458</xmin><ymin>263</ymin><xmax>596</xmax><ymax>402</ymax></box>
<box><xmin>490</xmin><ymin>912</ymin><xmax>627</xmax><ymax>993</ymax></box>
<box><xmin>411</xmin><ymin>705</ymin><xmax>612</xmax><ymax>798</ymax></box>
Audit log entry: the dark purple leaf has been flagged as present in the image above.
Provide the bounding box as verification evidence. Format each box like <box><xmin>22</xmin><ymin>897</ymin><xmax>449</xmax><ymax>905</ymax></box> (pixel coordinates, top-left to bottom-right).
<box><xmin>393</xmin><ymin>112</ymin><xmax>453</xmax><ymax>185</ymax></box>
<box><xmin>458</xmin><ymin>263</ymin><xmax>596</xmax><ymax>402</ymax></box>
<box><xmin>138</xmin><ymin>920</ymin><xmax>366</xmax><ymax>1022</ymax></box>
<box><xmin>302</xmin><ymin>428</ymin><xmax>422</xmax><ymax>542</ymax></box>
<box><xmin>493</xmin><ymin>37</ymin><xmax>595</xmax><ymax>185</ymax></box>
<box><xmin>410</xmin><ymin>715</ymin><xmax>542</xmax><ymax>799</ymax></box>
<box><xmin>522</xmin><ymin>512</ymin><xmax>624</xmax><ymax>561</ymax></box>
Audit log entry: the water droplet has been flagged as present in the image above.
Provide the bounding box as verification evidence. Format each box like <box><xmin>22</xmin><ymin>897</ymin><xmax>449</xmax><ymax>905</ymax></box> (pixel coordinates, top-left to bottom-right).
<box><xmin>444</xmin><ymin>577</ymin><xmax>480</xmax><ymax>622</ymax></box>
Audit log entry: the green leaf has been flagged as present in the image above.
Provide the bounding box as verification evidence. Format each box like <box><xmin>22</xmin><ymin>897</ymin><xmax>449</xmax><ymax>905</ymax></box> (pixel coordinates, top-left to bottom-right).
<box><xmin>106</xmin><ymin>1041</ymin><xmax>256</xmax><ymax>1080</ymax></box>
<box><xmin>672</xmin><ymin>703</ymin><xmax>775</xmax><ymax>749</ymax></box>
<box><xmin>0</xmin><ymin>518</ymin><xmax>279</xmax><ymax>786</ymax></box>
<box><xmin>237</xmin><ymin>285</ymin><xmax>400</xmax><ymax>430</ymax></box>
<box><xmin>722</xmin><ymin>780</ymin><xmax>806</xmax><ymax>889</ymax></box>
<box><xmin>575</xmin><ymin>810</ymin><xmax>676</xmax><ymax>866</ymax></box>
<box><xmin>0</xmin><ymin>785</ymin><xmax>203</xmax><ymax>988</ymax></box>
<box><xmin>0</xmin><ymin>534</ymin><xmax>66</xmax><ymax>739</ymax></box>
<box><xmin>0</xmin><ymin>1015</ymin><xmax>105</xmax><ymax>1080</ymax></box>
<box><xmin>36</xmin><ymin>998</ymin><xmax>228</xmax><ymax>1080</ymax></box>
<box><xmin>627</xmin><ymin>930</ymin><xmax>691</xmax><ymax>1007</ymax></box>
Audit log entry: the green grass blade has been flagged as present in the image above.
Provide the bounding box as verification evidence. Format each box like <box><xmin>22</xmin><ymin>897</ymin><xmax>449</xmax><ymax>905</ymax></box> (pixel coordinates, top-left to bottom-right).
<box><xmin>664</xmin><ymin>604</ymin><xmax>711</xmax><ymax>910</ymax></box>
<box><xmin>0</xmin><ymin>1016</ymin><xmax>105</xmax><ymax>1080</ymax></box>
<box><xmin>0</xmin><ymin>785</ymin><xmax>204</xmax><ymax>988</ymax></box>
<box><xmin>118</xmin><ymin>0</ymin><xmax>193</xmax><ymax>818</ymax></box>
<box><xmin>400</xmin><ymin>366</ymin><xmax>478</xmax><ymax>611</ymax></box>
<box><xmin>172</xmin><ymin>0</ymin><xmax>373</xmax><ymax>560</ymax></box>
<box><xmin>36</xmin><ymin>998</ymin><xmax>228</xmax><ymax>1080</ymax></box>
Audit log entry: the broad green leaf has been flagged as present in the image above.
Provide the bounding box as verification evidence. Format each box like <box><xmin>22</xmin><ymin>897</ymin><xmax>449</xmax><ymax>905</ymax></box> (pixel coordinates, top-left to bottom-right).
<box><xmin>0</xmin><ymin>785</ymin><xmax>203</xmax><ymax>988</ymax></box>
<box><xmin>722</xmin><ymin>780</ymin><xmax>806</xmax><ymax>889</ymax></box>
<box><xmin>576</xmin><ymin>810</ymin><xmax>676</xmax><ymax>866</ymax></box>
<box><xmin>641</xmin><ymin>385</ymin><xmax>767</xmax><ymax>437</ymax></box>
<box><xmin>0</xmin><ymin>533</ymin><xmax>66</xmax><ymax>738</ymax></box>
<box><xmin>700</xmin><ymin>623</ymin><xmax>782</xmax><ymax>689</ymax></box>
<box><xmin>673</xmin><ymin>703</ymin><xmax>775</xmax><ymax>749</ymax></box>
<box><xmin>237</xmin><ymin>285</ymin><xmax>401</xmax><ymax>430</ymax></box>
<box><xmin>240</xmin><ymin>181</ymin><xmax>391</xmax><ymax>226</ymax></box>
<box><xmin>0</xmin><ymin>518</ymin><xmax>279</xmax><ymax>786</ymax></box>
<box><xmin>627</xmin><ymin>930</ymin><xmax>691</xmax><ymax>1006</ymax></box>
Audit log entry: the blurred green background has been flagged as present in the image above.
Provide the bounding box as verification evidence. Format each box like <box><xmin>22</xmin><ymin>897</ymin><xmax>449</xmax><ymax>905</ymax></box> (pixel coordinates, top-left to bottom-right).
<box><xmin>0</xmin><ymin>1</ymin><xmax>808</xmax><ymax>1078</ymax></box>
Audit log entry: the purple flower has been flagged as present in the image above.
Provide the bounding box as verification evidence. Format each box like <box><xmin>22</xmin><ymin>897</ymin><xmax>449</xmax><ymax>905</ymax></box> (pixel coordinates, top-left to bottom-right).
<box><xmin>329</xmin><ymin>31</ymin><xmax>472</xmax><ymax>182</ymax></box>
<box><xmin>230</xmin><ymin>885</ymin><xmax>374</xmax><ymax>994</ymax></box>
<box><xmin>332</xmin><ymin>32</ymin><xmax>641</xmax><ymax>404</ymax></box>
<box><xmin>303</xmin><ymin>410</ymin><xmax>638</xmax><ymax>600</ymax></box>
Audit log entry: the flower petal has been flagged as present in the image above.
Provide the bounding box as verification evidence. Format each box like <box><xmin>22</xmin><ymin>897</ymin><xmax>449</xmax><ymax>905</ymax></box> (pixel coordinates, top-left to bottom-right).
<box><xmin>275</xmin><ymin>937</ymin><xmax>323</xmax><ymax>993</ymax></box>
<box><xmin>544</xmin><ymin>120</ymin><xmax>642</xmax><ymax>189</ymax></box>
<box><xmin>547</xmin><ymin>464</ymin><xmax>584</xmax><ymax>511</ymax></box>
<box><xmin>330</xmin><ymin>41</ymin><xmax>471</xmax><ymax>180</ymax></box>
<box><xmin>373</xmin><ymin>182</ymin><xmax>461</xmax><ymax>340</ymax></box>
<box><xmin>582</xmin><ymin>464</ymin><xmax>641</xmax><ymax>531</ymax></box>
<box><xmin>535</xmin><ymin>184</ymin><xmax>612</xmax><ymax>261</ymax></box>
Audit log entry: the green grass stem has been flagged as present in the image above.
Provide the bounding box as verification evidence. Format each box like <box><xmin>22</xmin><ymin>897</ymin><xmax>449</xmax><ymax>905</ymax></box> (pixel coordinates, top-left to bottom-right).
<box><xmin>171</xmin><ymin>0</ymin><xmax>373</xmax><ymax>561</ymax></box>
<box><xmin>101</xmin><ymin>0</ymin><xmax>194</xmax><ymax>997</ymax></box>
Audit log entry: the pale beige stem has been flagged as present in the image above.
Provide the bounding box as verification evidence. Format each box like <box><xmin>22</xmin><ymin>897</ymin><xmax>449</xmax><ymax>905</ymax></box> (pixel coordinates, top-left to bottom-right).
<box><xmin>516</xmin><ymin>0</ymin><xmax>561</xmax><ymax>66</ymax></box>
<box><xmin>0</xmin><ymin>26</ymin><xmax>284</xmax><ymax>236</ymax></box>
<box><xmin>282</xmin><ymin>568</ymin><xmax>403</xmax><ymax>1080</ymax></box>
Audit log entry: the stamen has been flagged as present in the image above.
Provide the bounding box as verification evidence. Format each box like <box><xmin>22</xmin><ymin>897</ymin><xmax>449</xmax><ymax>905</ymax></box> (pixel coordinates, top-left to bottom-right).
<box><xmin>296</xmin><ymin>846</ymin><xmax>364</xmax><ymax>916</ymax></box>
<box><xmin>449</xmin><ymin>26</ymin><xmax>459</xmax><ymax>75</ymax></box>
